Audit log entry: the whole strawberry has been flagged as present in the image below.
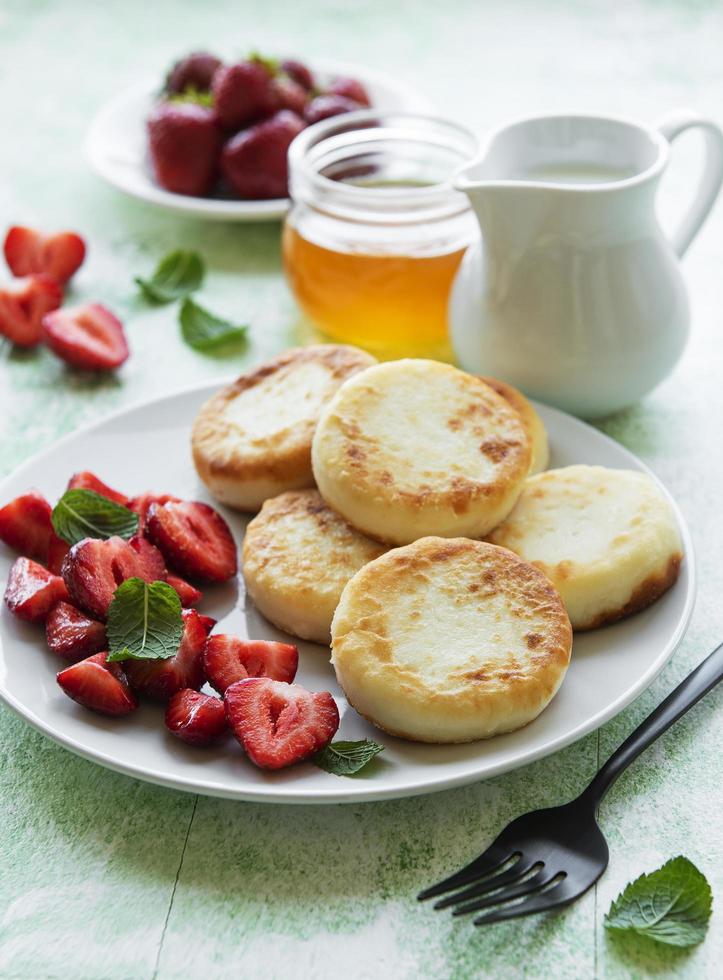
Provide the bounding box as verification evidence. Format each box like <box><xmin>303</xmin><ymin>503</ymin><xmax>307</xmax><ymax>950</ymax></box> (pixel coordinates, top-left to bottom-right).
<box><xmin>221</xmin><ymin>110</ymin><xmax>304</xmax><ymax>199</ymax></box>
<box><xmin>304</xmin><ymin>94</ymin><xmax>362</xmax><ymax>126</ymax></box>
<box><xmin>328</xmin><ymin>76</ymin><xmax>371</xmax><ymax>107</ymax></box>
<box><xmin>166</xmin><ymin>51</ymin><xmax>222</xmax><ymax>95</ymax></box>
<box><xmin>212</xmin><ymin>60</ymin><xmax>279</xmax><ymax>130</ymax></box>
<box><xmin>281</xmin><ymin>59</ymin><xmax>314</xmax><ymax>91</ymax></box>
<box><xmin>147</xmin><ymin>101</ymin><xmax>221</xmax><ymax>196</ymax></box>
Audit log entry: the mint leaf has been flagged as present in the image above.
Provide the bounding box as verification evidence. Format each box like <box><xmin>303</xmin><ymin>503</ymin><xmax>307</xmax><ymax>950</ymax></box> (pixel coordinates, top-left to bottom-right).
<box><xmin>313</xmin><ymin>739</ymin><xmax>384</xmax><ymax>776</ymax></box>
<box><xmin>51</xmin><ymin>489</ymin><xmax>139</xmax><ymax>546</ymax></box>
<box><xmin>135</xmin><ymin>250</ymin><xmax>205</xmax><ymax>303</ymax></box>
<box><xmin>106</xmin><ymin>578</ymin><xmax>183</xmax><ymax>662</ymax></box>
<box><xmin>605</xmin><ymin>856</ymin><xmax>712</xmax><ymax>948</ymax></box>
<box><xmin>179</xmin><ymin>297</ymin><xmax>248</xmax><ymax>351</ymax></box>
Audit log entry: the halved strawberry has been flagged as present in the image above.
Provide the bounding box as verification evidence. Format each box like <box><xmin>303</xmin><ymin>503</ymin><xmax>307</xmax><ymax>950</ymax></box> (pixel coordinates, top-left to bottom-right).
<box><xmin>146</xmin><ymin>500</ymin><xmax>237</xmax><ymax>582</ymax></box>
<box><xmin>129</xmin><ymin>493</ymin><xmax>181</xmax><ymax>533</ymax></box>
<box><xmin>0</xmin><ymin>274</ymin><xmax>62</xmax><ymax>347</ymax></box>
<box><xmin>224</xmin><ymin>678</ymin><xmax>339</xmax><ymax>770</ymax></box>
<box><xmin>57</xmin><ymin>651</ymin><xmax>137</xmax><ymax>716</ymax></box>
<box><xmin>0</xmin><ymin>490</ymin><xmax>54</xmax><ymax>561</ymax></box>
<box><xmin>4</xmin><ymin>557</ymin><xmax>69</xmax><ymax>622</ymax></box>
<box><xmin>46</xmin><ymin>533</ymin><xmax>71</xmax><ymax>574</ymax></box>
<box><xmin>125</xmin><ymin>608</ymin><xmax>213</xmax><ymax>701</ymax></box>
<box><xmin>166</xmin><ymin>573</ymin><xmax>203</xmax><ymax>608</ymax></box>
<box><xmin>67</xmin><ymin>471</ymin><xmax>129</xmax><ymax>507</ymax></box>
<box><xmin>61</xmin><ymin>534</ymin><xmax>166</xmax><ymax>620</ymax></box>
<box><xmin>203</xmin><ymin>635</ymin><xmax>297</xmax><ymax>695</ymax></box>
<box><xmin>4</xmin><ymin>226</ymin><xmax>86</xmax><ymax>285</ymax></box>
<box><xmin>41</xmin><ymin>303</ymin><xmax>129</xmax><ymax>371</ymax></box>
<box><xmin>45</xmin><ymin>600</ymin><xmax>106</xmax><ymax>660</ymax></box>
<box><xmin>165</xmin><ymin>689</ymin><xmax>227</xmax><ymax>745</ymax></box>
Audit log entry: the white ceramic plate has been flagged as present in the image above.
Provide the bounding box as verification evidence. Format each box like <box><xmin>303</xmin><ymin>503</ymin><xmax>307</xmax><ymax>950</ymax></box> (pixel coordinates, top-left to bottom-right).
<box><xmin>0</xmin><ymin>383</ymin><xmax>694</xmax><ymax>804</ymax></box>
<box><xmin>85</xmin><ymin>59</ymin><xmax>433</xmax><ymax>221</ymax></box>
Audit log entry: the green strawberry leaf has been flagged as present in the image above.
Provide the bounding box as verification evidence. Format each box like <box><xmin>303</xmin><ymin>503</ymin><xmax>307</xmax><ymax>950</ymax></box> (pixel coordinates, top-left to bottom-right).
<box><xmin>168</xmin><ymin>87</ymin><xmax>214</xmax><ymax>107</ymax></box>
<box><xmin>313</xmin><ymin>739</ymin><xmax>384</xmax><ymax>776</ymax></box>
<box><xmin>106</xmin><ymin>578</ymin><xmax>184</xmax><ymax>662</ymax></box>
<box><xmin>135</xmin><ymin>250</ymin><xmax>205</xmax><ymax>303</ymax></box>
<box><xmin>179</xmin><ymin>297</ymin><xmax>248</xmax><ymax>351</ymax></box>
<box><xmin>605</xmin><ymin>856</ymin><xmax>712</xmax><ymax>948</ymax></box>
<box><xmin>51</xmin><ymin>489</ymin><xmax>139</xmax><ymax>546</ymax></box>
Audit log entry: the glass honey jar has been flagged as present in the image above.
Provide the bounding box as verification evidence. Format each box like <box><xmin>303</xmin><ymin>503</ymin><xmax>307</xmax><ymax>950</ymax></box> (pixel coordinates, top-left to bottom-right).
<box><xmin>283</xmin><ymin>112</ymin><xmax>479</xmax><ymax>359</ymax></box>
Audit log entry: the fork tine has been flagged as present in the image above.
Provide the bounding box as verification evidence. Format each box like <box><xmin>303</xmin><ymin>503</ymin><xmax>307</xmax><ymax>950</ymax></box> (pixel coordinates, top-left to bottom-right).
<box><xmin>417</xmin><ymin>844</ymin><xmax>516</xmax><ymax>902</ymax></box>
<box><xmin>453</xmin><ymin>868</ymin><xmax>556</xmax><ymax>917</ymax></box>
<box><xmin>433</xmin><ymin>858</ymin><xmax>540</xmax><ymax>910</ymax></box>
<box><xmin>473</xmin><ymin>878</ymin><xmax>573</xmax><ymax>926</ymax></box>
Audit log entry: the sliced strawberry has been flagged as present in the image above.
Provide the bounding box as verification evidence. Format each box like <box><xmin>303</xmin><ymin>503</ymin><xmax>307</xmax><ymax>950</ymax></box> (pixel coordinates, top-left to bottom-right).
<box><xmin>165</xmin><ymin>689</ymin><xmax>227</xmax><ymax>745</ymax></box>
<box><xmin>57</xmin><ymin>651</ymin><xmax>137</xmax><ymax>716</ymax></box>
<box><xmin>129</xmin><ymin>493</ymin><xmax>181</xmax><ymax>533</ymax></box>
<box><xmin>146</xmin><ymin>500</ymin><xmax>237</xmax><ymax>582</ymax></box>
<box><xmin>203</xmin><ymin>635</ymin><xmax>298</xmax><ymax>695</ymax></box>
<box><xmin>225</xmin><ymin>678</ymin><xmax>339</xmax><ymax>770</ymax></box>
<box><xmin>0</xmin><ymin>274</ymin><xmax>62</xmax><ymax>347</ymax></box>
<box><xmin>125</xmin><ymin>608</ymin><xmax>213</xmax><ymax>701</ymax></box>
<box><xmin>41</xmin><ymin>303</ymin><xmax>129</xmax><ymax>371</ymax></box>
<box><xmin>0</xmin><ymin>490</ymin><xmax>54</xmax><ymax>561</ymax></box>
<box><xmin>46</xmin><ymin>533</ymin><xmax>71</xmax><ymax>574</ymax></box>
<box><xmin>166</xmin><ymin>573</ymin><xmax>203</xmax><ymax>608</ymax></box>
<box><xmin>61</xmin><ymin>534</ymin><xmax>166</xmax><ymax>620</ymax></box>
<box><xmin>197</xmin><ymin>613</ymin><xmax>217</xmax><ymax>633</ymax></box>
<box><xmin>4</xmin><ymin>556</ymin><xmax>69</xmax><ymax>622</ymax></box>
<box><xmin>45</xmin><ymin>601</ymin><xmax>106</xmax><ymax>660</ymax></box>
<box><xmin>4</xmin><ymin>226</ymin><xmax>86</xmax><ymax>285</ymax></box>
<box><xmin>67</xmin><ymin>471</ymin><xmax>129</xmax><ymax>507</ymax></box>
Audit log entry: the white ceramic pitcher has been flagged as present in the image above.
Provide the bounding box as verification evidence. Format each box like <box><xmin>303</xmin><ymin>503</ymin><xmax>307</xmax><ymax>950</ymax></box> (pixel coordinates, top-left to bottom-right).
<box><xmin>449</xmin><ymin>112</ymin><xmax>723</xmax><ymax>417</ymax></box>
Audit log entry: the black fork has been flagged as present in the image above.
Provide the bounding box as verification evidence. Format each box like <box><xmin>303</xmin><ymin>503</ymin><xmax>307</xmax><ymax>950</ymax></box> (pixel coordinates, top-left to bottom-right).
<box><xmin>418</xmin><ymin>640</ymin><xmax>723</xmax><ymax>926</ymax></box>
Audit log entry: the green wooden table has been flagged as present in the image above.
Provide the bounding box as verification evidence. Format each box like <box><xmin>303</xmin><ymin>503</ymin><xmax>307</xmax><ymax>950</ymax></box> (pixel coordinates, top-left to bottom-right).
<box><xmin>1</xmin><ymin>1</ymin><xmax>721</xmax><ymax>977</ymax></box>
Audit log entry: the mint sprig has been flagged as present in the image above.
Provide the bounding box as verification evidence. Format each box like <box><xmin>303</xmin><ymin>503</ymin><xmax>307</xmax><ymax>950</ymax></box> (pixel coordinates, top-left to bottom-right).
<box><xmin>135</xmin><ymin>250</ymin><xmax>205</xmax><ymax>303</ymax></box>
<box><xmin>605</xmin><ymin>856</ymin><xmax>712</xmax><ymax>948</ymax></box>
<box><xmin>313</xmin><ymin>739</ymin><xmax>384</xmax><ymax>776</ymax></box>
<box><xmin>106</xmin><ymin>578</ymin><xmax>184</xmax><ymax>662</ymax></box>
<box><xmin>179</xmin><ymin>297</ymin><xmax>248</xmax><ymax>351</ymax></box>
<box><xmin>51</xmin><ymin>489</ymin><xmax>139</xmax><ymax>546</ymax></box>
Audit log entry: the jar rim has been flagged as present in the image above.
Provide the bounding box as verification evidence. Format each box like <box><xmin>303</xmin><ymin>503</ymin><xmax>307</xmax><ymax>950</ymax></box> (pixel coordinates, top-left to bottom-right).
<box><xmin>287</xmin><ymin>110</ymin><xmax>478</xmax><ymax>222</ymax></box>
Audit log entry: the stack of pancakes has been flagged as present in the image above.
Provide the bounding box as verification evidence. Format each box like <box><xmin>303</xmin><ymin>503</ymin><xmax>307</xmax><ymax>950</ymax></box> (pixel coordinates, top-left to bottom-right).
<box><xmin>192</xmin><ymin>346</ymin><xmax>682</xmax><ymax>744</ymax></box>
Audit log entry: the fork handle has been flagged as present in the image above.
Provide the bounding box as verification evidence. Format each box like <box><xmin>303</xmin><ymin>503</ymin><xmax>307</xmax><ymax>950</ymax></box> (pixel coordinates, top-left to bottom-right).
<box><xmin>581</xmin><ymin>640</ymin><xmax>723</xmax><ymax>807</ymax></box>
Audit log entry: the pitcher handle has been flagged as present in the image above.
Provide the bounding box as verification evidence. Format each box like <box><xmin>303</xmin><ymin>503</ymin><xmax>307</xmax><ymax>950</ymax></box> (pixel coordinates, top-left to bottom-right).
<box><xmin>656</xmin><ymin>110</ymin><xmax>723</xmax><ymax>257</ymax></box>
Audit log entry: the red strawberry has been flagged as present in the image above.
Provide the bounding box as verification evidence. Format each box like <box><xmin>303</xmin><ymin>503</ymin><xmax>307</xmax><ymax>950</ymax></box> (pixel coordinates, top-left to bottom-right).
<box><xmin>273</xmin><ymin>75</ymin><xmax>308</xmax><ymax>115</ymax></box>
<box><xmin>197</xmin><ymin>613</ymin><xmax>217</xmax><ymax>633</ymax></box>
<box><xmin>328</xmin><ymin>77</ymin><xmax>371</xmax><ymax>107</ymax></box>
<box><xmin>166</xmin><ymin>573</ymin><xmax>203</xmax><ymax>608</ymax></box>
<box><xmin>304</xmin><ymin>94</ymin><xmax>361</xmax><ymax>125</ymax></box>
<box><xmin>0</xmin><ymin>274</ymin><xmax>62</xmax><ymax>347</ymax></box>
<box><xmin>146</xmin><ymin>500</ymin><xmax>237</xmax><ymax>582</ymax></box>
<box><xmin>42</xmin><ymin>303</ymin><xmax>129</xmax><ymax>371</ymax></box>
<box><xmin>165</xmin><ymin>689</ymin><xmax>227</xmax><ymax>745</ymax></box>
<box><xmin>129</xmin><ymin>493</ymin><xmax>181</xmax><ymax>533</ymax></box>
<box><xmin>125</xmin><ymin>608</ymin><xmax>213</xmax><ymax>701</ymax></box>
<box><xmin>212</xmin><ymin>60</ymin><xmax>279</xmax><ymax>130</ymax></box>
<box><xmin>221</xmin><ymin>110</ymin><xmax>304</xmax><ymax>200</ymax></box>
<box><xmin>45</xmin><ymin>601</ymin><xmax>106</xmax><ymax>660</ymax></box>
<box><xmin>203</xmin><ymin>635</ymin><xmax>297</xmax><ymax>695</ymax></box>
<box><xmin>147</xmin><ymin>101</ymin><xmax>221</xmax><ymax>196</ymax></box>
<box><xmin>46</xmin><ymin>534</ymin><xmax>71</xmax><ymax>574</ymax></box>
<box><xmin>166</xmin><ymin>51</ymin><xmax>222</xmax><ymax>95</ymax></box>
<box><xmin>0</xmin><ymin>490</ymin><xmax>54</xmax><ymax>561</ymax></box>
<box><xmin>4</xmin><ymin>226</ymin><xmax>86</xmax><ymax>285</ymax></box>
<box><xmin>225</xmin><ymin>678</ymin><xmax>339</xmax><ymax>770</ymax></box>
<box><xmin>4</xmin><ymin>557</ymin><xmax>69</xmax><ymax>622</ymax></box>
<box><xmin>281</xmin><ymin>59</ymin><xmax>314</xmax><ymax>91</ymax></box>
<box><xmin>67</xmin><ymin>471</ymin><xmax>129</xmax><ymax>507</ymax></box>
<box><xmin>61</xmin><ymin>534</ymin><xmax>166</xmax><ymax>620</ymax></box>
<box><xmin>57</xmin><ymin>651</ymin><xmax>137</xmax><ymax>716</ymax></box>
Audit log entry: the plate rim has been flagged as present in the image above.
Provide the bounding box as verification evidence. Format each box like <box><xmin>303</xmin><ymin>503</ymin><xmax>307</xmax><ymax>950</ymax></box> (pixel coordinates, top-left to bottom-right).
<box><xmin>84</xmin><ymin>57</ymin><xmax>435</xmax><ymax>222</ymax></box>
<box><xmin>0</xmin><ymin>379</ymin><xmax>696</xmax><ymax>804</ymax></box>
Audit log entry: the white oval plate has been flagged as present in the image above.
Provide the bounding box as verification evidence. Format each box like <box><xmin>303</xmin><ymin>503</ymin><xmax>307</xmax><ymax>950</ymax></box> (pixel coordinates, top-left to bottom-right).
<box><xmin>85</xmin><ymin>59</ymin><xmax>433</xmax><ymax>222</ymax></box>
<box><xmin>0</xmin><ymin>383</ymin><xmax>694</xmax><ymax>804</ymax></box>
